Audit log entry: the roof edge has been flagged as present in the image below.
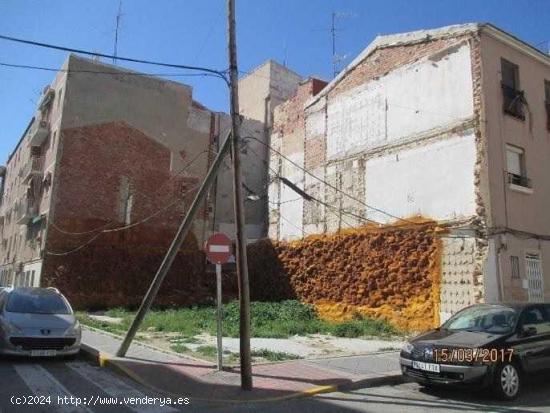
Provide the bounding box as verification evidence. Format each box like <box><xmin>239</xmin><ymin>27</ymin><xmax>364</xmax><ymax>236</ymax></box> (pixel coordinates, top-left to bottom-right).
<box><xmin>306</xmin><ymin>23</ymin><xmax>482</xmax><ymax>108</ymax></box>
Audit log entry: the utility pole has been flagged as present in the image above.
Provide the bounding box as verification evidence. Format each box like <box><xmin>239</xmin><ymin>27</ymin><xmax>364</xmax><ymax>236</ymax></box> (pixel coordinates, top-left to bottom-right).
<box><xmin>116</xmin><ymin>131</ymin><xmax>232</xmax><ymax>357</ymax></box>
<box><xmin>227</xmin><ymin>0</ymin><xmax>253</xmax><ymax>390</ymax></box>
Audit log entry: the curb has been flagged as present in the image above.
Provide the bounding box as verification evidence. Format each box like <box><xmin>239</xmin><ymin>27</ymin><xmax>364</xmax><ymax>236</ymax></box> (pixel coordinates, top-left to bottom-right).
<box><xmin>80</xmin><ymin>344</ymin><xmax>404</xmax><ymax>405</ymax></box>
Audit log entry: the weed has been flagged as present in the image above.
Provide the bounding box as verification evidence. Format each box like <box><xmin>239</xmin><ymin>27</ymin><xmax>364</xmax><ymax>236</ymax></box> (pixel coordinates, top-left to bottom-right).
<box><xmin>250</xmin><ymin>349</ymin><xmax>302</xmax><ymax>362</ymax></box>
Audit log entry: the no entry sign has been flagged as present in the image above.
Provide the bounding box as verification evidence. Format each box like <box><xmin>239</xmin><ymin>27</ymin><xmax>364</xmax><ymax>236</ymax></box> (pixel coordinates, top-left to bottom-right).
<box><xmin>205</xmin><ymin>233</ymin><xmax>232</xmax><ymax>265</ymax></box>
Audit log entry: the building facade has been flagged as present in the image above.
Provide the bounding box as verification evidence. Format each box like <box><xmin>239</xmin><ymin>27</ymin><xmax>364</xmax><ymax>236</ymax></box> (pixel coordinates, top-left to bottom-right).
<box><xmin>268</xmin><ymin>23</ymin><xmax>550</xmax><ymax>319</ymax></box>
<box><xmin>0</xmin><ymin>55</ymin><xmax>300</xmax><ymax>307</ymax></box>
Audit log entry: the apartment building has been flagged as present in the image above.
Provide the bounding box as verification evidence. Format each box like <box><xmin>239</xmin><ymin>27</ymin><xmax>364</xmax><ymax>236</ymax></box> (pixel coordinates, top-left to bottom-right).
<box><xmin>0</xmin><ymin>54</ymin><xmax>300</xmax><ymax>308</ymax></box>
<box><xmin>269</xmin><ymin>23</ymin><xmax>550</xmax><ymax>319</ymax></box>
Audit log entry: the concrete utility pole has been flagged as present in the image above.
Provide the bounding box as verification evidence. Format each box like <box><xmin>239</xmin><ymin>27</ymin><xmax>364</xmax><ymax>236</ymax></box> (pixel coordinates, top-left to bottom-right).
<box><xmin>227</xmin><ymin>0</ymin><xmax>253</xmax><ymax>390</ymax></box>
<box><xmin>115</xmin><ymin>131</ymin><xmax>232</xmax><ymax>358</ymax></box>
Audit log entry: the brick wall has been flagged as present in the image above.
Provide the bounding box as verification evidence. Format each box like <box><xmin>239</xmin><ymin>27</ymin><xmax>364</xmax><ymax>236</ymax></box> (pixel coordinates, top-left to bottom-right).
<box><xmin>270</xmin><ymin>78</ymin><xmax>328</xmax><ymax>239</ymax></box>
<box><xmin>329</xmin><ymin>35</ymin><xmax>473</xmax><ymax>99</ymax></box>
<box><xmin>42</xmin><ymin>122</ymin><xmax>210</xmax><ymax>309</ymax></box>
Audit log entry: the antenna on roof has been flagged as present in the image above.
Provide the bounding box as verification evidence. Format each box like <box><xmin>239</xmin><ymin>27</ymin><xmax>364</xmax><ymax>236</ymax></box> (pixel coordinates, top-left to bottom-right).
<box><xmin>330</xmin><ymin>11</ymin><xmax>355</xmax><ymax>78</ymax></box>
<box><xmin>113</xmin><ymin>0</ymin><xmax>123</xmax><ymax>64</ymax></box>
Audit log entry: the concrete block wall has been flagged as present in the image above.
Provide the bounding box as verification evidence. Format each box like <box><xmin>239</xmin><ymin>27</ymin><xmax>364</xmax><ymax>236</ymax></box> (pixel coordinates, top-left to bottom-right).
<box><xmin>440</xmin><ymin>237</ymin><xmax>477</xmax><ymax>322</ymax></box>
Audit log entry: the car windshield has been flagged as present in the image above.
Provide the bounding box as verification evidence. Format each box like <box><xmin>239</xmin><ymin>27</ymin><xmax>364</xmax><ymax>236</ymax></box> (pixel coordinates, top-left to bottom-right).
<box><xmin>5</xmin><ymin>289</ymin><xmax>71</xmax><ymax>315</ymax></box>
<box><xmin>443</xmin><ymin>305</ymin><xmax>518</xmax><ymax>334</ymax></box>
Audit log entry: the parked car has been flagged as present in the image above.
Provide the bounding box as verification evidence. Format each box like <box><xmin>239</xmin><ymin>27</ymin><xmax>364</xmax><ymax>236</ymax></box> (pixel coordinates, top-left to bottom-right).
<box><xmin>0</xmin><ymin>287</ymin><xmax>81</xmax><ymax>357</ymax></box>
<box><xmin>400</xmin><ymin>303</ymin><xmax>550</xmax><ymax>400</ymax></box>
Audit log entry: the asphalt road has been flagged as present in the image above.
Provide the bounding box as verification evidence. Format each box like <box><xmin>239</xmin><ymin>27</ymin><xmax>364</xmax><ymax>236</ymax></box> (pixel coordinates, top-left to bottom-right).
<box><xmin>0</xmin><ymin>355</ymin><xmax>186</xmax><ymax>413</ymax></box>
<box><xmin>2</xmin><ymin>355</ymin><xmax>549</xmax><ymax>412</ymax></box>
<box><xmin>209</xmin><ymin>377</ymin><xmax>550</xmax><ymax>413</ymax></box>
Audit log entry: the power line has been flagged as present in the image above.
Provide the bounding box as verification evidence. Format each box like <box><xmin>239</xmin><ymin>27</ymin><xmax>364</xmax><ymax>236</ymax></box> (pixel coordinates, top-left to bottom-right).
<box><xmin>45</xmin><ymin>231</ymin><xmax>105</xmax><ymax>257</ymax></box>
<box><xmin>243</xmin><ymin>134</ymin><xmax>415</xmax><ymax>224</ymax></box>
<box><xmin>245</xmin><ymin>142</ymin><xmax>375</xmax><ymax>228</ymax></box>
<box><xmin>0</xmin><ymin>61</ymin><xmax>223</xmax><ymax>79</ymax></box>
<box><xmin>50</xmin><ymin>149</ymin><xmax>211</xmax><ymax>236</ymax></box>
<box><xmin>46</xmin><ymin>183</ymin><xmax>200</xmax><ymax>256</ymax></box>
<box><xmin>0</xmin><ymin>33</ymin><xmax>228</xmax><ymax>83</ymax></box>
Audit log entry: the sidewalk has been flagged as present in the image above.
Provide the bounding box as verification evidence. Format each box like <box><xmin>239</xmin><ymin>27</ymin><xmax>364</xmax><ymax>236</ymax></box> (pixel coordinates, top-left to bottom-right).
<box><xmin>81</xmin><ymin>327</ymin><xmax>403</xmax><ymax>404</ymax></box>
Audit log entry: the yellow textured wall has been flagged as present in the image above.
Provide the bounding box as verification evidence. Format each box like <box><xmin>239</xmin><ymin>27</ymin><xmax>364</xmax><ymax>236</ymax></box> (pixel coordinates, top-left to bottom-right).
<box><xmin>248</xmin><ymin>222</ymin><xmax>442</xmax><ymax>332</ymax></box>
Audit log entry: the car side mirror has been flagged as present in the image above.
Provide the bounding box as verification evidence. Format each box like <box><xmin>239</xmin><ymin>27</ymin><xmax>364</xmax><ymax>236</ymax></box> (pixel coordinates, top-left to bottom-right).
<box><xmin>521</xmin><ymin>326</ymin><xmax>538</xmax><ymax>337</ymax></box>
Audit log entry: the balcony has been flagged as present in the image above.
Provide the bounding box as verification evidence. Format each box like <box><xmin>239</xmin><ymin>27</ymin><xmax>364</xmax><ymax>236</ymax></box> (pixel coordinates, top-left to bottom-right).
<box><xmin>38</xmin><ymin>87</ymin><xmax>55</xmax><ymax>110</ymax></box>
<box><xmin>19</xmin><ymin>156</ymin><xmax>44</xmax><ymax>183</ymax></box>
<box><xmin>507</xmin><ymin>172</ymin><xmax>533</xmax><ymax>194</ymax></box>
<box><xmin>14</xmin><ymin>197</ymin><xmax>38</xmax><ymax>225</ymax></box>
<box><xmin>27</xmin><ymin>119</ymin><xmax>50</xmax><ymax>147</ymax></box>
<box><xmin>501</xmin><ymin>84</ymin><xmax>525</xmax><ymax>120</ymax></box>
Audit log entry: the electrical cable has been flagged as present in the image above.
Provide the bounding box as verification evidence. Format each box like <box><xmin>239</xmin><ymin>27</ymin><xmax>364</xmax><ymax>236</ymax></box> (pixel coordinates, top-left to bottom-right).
<box><xmin>245</xmin><ymin>143</ymin><xmax>374</xmax><ymax>228</ymax></box>
<box><xmin>0</xmin><ymin>34</ymin><xmax>229</xmax><ymax>84</ymax></box>
<box><xmin>46</xmin><ymin>183</ymin><xmax>200</xmax><ymax>256</ymax></box>
<box><xmin>49</xmin><ymin>150</ymin><xmax>210</xmax><ymax>236</ymax></box>
<box><xmin>0</xmin><ymin>61</ymin><xmax>224</xmax><ymax>80</ymax></box>
<box><xmin>243</xmin><ymin>134</ymin><xmax>416</xmax><ymax>224</ymax></box>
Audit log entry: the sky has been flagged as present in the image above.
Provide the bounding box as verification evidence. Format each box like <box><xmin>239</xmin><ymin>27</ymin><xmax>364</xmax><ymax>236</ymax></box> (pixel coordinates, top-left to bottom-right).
<box><xmin>1</xmin><ymin>0</ymin><xmax>549</xmax><ymax>162</ymax></box>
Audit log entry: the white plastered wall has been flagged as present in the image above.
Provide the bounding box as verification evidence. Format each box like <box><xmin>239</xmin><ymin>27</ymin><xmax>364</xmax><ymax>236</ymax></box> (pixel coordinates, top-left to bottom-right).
<box><xmin>279</xmin><ymin>152</ymin><xmax>304</xmax><ymax>240</ymax></box>
<box><xmin>364</xmin><ymin>133</ymin><xmax>477</xmax><ymax>223</ymax></box>
<box><xmin>326</xmin><ymin>42</ymin><xmax>474</xmax><ymax>159</ymax></box>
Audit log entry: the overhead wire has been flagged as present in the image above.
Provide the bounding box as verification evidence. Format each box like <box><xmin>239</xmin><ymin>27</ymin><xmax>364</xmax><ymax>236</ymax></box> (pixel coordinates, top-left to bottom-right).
<box><xmin>244</xmin><ymin>142</ymin><xmax>368</xmax><ymax>229</ymax></box>
<box><xmin>0</xmin><ymin>61</ymin><xmax>224</xmax><ymax>80</ymax></box>
<box><xmin>243</xmin><ymin>134</ymin><xmax>416</xmax><ymax>224</ymax></box>
<box><xmin>46</xmin><ymin>183</ymin><xmax>200</xmax><ymax>256</ymax></box>
<box><xmin>0</xmin><ymin>34</ymin><xmax>229</xmax><ymax>84</ymax></box>
<box><xmin>50</xmin><ymin>149</ymin><xmax>211</xmax><ymax>236</ymax></box>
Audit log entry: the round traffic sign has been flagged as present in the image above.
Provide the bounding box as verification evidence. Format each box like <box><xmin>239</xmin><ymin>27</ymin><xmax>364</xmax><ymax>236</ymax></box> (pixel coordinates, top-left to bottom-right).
<box><xmin>205</xmin><ymin>233</ymin><xmax>232</xmax><ymax>264</ymax></box>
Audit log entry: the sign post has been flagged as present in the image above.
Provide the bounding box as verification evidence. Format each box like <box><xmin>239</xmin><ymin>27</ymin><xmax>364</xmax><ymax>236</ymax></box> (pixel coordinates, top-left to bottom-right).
<box><xmin>205</xmin><ymin>233</ymin><xmax>232</xmax><ymax>371</ymax></box>
<box><xmin>215</xmin><ymin>263</ymin><xmax>223</xmax><ymax>370</ymax></box>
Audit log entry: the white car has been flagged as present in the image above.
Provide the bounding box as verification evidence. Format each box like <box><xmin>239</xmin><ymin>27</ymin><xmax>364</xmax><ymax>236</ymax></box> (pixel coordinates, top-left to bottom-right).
<box><xmin>0</xmin><ymin>287</ymin><xmax>81</xmax><ymax>357</ymax></box>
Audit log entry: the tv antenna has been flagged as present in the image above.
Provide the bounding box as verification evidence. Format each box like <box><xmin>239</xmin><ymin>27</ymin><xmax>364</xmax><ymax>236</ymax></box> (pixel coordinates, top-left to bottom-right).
<box><xmin>113</xmin><ymin>0</ymin><xmax>123</xmax><ymax>64</ymax></box>
<box><xmin>330</xmin><ymin>11</ymin><xmax>354</xmax><ymax>77</ymax></box>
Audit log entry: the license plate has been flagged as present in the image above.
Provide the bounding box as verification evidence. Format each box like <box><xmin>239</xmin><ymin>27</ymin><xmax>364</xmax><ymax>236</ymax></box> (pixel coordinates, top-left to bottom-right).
<box><xmin>412</xmin><ymin>360</ymin><xmax>440</xmax><ymax>373</ymax></box>
<box><xmin>30</xmin><ymin>350</ymin><xmax>57</xmax><ymax>357</ymax></box>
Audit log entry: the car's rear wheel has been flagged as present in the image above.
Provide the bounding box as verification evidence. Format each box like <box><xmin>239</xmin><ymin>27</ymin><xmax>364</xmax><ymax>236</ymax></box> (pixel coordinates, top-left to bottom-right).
<box><xmin>493</xmin><ymin>362</ymin><xmax>521</xmax><ymax>400</ymax></box>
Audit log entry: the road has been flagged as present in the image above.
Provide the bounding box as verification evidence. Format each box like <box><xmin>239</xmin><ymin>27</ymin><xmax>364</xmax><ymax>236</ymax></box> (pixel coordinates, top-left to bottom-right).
<box><xmin>1</xmin><ymin>355</ymin><xmax>549</xmax><ymax>412</ymax></box>
<box><xmin>0</xmin><ymin>355</ymin><xmax>186</xmax><ymax>413</ymax></box>
<box><xmin>221</xmin><ymin>379</ymin><xmax>550</xmax><ymax>413</ymax></box>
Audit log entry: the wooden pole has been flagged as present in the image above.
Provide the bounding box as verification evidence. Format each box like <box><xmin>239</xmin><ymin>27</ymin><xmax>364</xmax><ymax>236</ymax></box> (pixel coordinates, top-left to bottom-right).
<box><xmin>227</xmin><ymin>0</ymin><xmax>253</xmax><ymax>390</ymax></box>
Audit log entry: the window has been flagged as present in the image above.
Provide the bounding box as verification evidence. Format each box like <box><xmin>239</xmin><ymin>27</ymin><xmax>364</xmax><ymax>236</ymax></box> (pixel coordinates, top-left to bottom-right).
<box><xmin>501</xmin><ymin>59</ymin><xmax>525</xmax><ymax>120</ymax></box>
<box><xmin>506</xmin><ymin>145</ymin><xmax>530</xmax><ymax>188</ymax></box>
<box><xmin>525</xmin><ymin>253</ymin><xmax>544</xmax><ymax>302</ymax></box>
<box><xmin>511</xmin><ymin>256</ymin><xmax>520</xmax><ymax>279</ymax></box>
<box><xmin>6</xmin><ymin>289</ymin><xmax>71</xmax><ymax>315</ymax></box>
<box><xmin>545</xmin><ymin>80</ymin><xmax>550</xmax><ymax>131</ymax></box>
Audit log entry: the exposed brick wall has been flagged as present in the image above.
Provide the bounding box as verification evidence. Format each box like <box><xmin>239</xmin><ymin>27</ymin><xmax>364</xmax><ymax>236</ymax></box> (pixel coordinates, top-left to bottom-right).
<box><xmin>270</xmin><ymin>79</ymin><xmax>328</xmax><ymax>238</ymax></box>
<box><xmin>329</xmin><ymin>35</ymin><xmax>473</xmax><ymax>99</ymax></box>
<box><xmin>42</xmin><ymin>122</ymin><xmax>210</xmax><ymax>309</ymax></box>
<box><xmin>304</xmin><ymin>136</ymin><xmax>326</xmax><ymax>170</ymax></box>
<box><xmin>273</xmin><ymin>79</ymin><xmax>327</xmax><ymax>138</ymax></box>
<box><xmin>468</xmin><ymin>33</ymin><xmax>489</xmax><ymax>303</ymax></box>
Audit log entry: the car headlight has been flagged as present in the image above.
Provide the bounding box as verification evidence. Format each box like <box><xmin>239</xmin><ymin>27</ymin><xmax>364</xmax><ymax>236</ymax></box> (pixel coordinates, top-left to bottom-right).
<box><xmin>402</xmin><ymin>342</ymin><xmax>414</xmax><ymax>354</ymax></box>
<box><xmin>65</xmin><ymin>321</ymin><xmax>81</xmax><ymax>336</ymax></box>
<box><xmin>3</xmin><ymin>321</ymin><xmax>23</xmax><ymax>335</ymax></box>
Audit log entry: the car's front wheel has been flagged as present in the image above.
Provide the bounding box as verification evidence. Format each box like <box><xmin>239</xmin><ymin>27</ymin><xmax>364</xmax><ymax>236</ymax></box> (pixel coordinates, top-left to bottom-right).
<box><xmin>493</xmin><ymin>362</ymin><xmax>521</xmax><ymax>400</ymax></box>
